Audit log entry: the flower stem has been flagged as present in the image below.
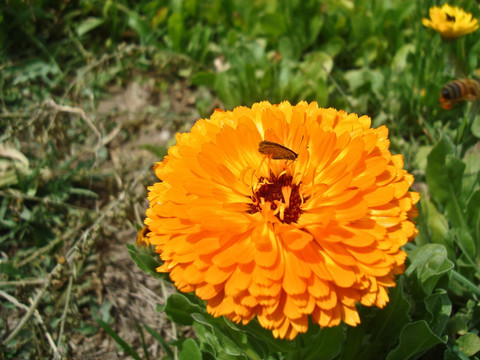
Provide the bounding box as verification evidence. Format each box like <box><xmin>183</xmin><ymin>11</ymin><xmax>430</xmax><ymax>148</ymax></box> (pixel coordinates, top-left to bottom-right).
<box><xmin>451</xmin><ymin>270</ymin><xmax>480</xmax><ymax>296</ymax></box>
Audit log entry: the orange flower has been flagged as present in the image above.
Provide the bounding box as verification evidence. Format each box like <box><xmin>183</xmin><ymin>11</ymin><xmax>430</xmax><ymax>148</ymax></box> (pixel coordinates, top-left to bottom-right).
<box><xmin>144</xmin><ymin>101</ymin><xmax>419</xmax><ymax>340</ymax></box>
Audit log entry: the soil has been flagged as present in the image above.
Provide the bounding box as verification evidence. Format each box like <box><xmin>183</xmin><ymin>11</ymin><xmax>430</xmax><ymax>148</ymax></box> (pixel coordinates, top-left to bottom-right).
<box><xmin>69</xmin><ymin>79</ymin><xmax>206</xmax><ymax>359</ymax></box>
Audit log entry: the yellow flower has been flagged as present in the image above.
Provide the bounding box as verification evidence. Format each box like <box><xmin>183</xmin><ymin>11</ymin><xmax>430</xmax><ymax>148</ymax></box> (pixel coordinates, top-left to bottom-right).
<box><xmin>144</xmin><ymin>101</ymin><xmax>419</xmax><ymax>340</ymax></box>
<box><xmin>422</xmin><ymin>4</ymin><xmax>479</xmax><ymax>39</ymax></box>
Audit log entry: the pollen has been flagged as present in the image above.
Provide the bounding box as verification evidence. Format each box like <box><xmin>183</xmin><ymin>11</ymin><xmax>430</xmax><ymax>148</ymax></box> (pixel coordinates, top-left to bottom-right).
<box><xmin>248</xmin><ymin>172</ymin><xmax>304</xmax><ymax>224</ymax></box>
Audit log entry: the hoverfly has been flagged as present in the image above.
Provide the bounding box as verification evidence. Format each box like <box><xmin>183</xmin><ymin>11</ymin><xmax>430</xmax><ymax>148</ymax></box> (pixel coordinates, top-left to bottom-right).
<box><xmin>440</xmin><ymin>78</ymin><xmax>480</xmax><ymax>110</ymax></box>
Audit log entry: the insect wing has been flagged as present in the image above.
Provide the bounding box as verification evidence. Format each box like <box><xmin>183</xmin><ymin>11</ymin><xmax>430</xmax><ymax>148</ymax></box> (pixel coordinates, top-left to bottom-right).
<box><xmin>258</xmin><ymin>141</ymin><xmax>298</xmax><ymax>160</ymax></box>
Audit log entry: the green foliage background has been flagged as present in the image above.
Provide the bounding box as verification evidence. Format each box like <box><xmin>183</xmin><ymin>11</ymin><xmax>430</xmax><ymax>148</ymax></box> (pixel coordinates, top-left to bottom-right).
<box><xmin>1</xmin><ymin>0</ymin><xmax>480</xmax><ymax>359</ymax></box>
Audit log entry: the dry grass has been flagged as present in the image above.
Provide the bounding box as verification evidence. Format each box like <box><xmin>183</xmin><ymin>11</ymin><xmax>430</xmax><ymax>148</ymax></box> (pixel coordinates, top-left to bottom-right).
<box><xmin>1</xmin><ymin>71</ymin><xmax>206</xmax><ymax>358</ymax></box>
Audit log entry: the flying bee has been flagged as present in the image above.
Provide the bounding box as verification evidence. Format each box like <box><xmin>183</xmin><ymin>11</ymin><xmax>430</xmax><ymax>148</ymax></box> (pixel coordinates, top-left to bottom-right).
<box><xmin>440</xmin><ymin>78</ymin><xmax>480</xmax><ymax>109</ymax></box>
<box><xmin>258</xmin><ymin>141</ymin><xmax>298</xmax><ymax>161</ymax></box>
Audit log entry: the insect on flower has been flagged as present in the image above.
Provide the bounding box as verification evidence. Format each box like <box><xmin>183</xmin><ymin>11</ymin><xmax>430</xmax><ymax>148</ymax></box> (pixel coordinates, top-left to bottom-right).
<box><xmin>258</xmin><ymin>140</ymin><xmax>298</xmax><ymax>160</ymax></box>
<box><xmin>136</xmin><ymin>225</ymin><xmax>150</xmax><ymax>247</ymax></box>
<box><xmin>440</xmin><ymin>78</ymin><xmax>480</xmax><ymax>109</ymax></box>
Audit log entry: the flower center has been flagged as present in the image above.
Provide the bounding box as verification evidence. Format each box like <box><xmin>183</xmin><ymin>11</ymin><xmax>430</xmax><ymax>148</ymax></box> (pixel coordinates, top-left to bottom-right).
<box><xmin>446</xmin><ymin>13</ymin><xmax>456</xmax><ymax>22</ymax></box>
<box><xmin>248</xmin><ymin>172</ymin><xmax>303</xmax><ymax>224</ymax></box>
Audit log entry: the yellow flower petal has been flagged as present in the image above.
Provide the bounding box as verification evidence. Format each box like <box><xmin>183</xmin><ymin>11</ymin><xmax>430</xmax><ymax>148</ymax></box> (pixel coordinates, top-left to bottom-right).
<box><xmin>422</xmin><ymin>4</ymin><xmax>479</xmax><ymax>39</ymax></box>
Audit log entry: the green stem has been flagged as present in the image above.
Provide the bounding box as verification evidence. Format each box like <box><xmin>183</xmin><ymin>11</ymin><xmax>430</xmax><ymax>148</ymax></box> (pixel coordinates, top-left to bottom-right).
<box><xmin>451</xmin><ymin>270</ymin><xmax>480</xmax><ymax>296</ymax></box>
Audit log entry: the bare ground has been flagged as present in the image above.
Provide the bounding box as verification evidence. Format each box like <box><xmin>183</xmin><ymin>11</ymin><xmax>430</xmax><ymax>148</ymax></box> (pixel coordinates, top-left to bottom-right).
<box><xmin>69</xmin><ymin>79</ymin><xmax>204</xmax><ymax>359</ymax></box>
<box><xmin>1</xmin><ymin>77</ymin><xmax>210</xmax><ymax>358</ymax></box>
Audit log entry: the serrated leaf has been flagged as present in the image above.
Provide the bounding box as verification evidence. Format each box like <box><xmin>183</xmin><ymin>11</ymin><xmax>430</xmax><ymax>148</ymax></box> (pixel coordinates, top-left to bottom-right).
<box><xmin>164</xmin><ymin>293</ymin><xmax>205</xmax><ymax>325</ymax></box>
<box><xmin>386</xmin><ymin>321</ymin><xmax>446</xmax><ymax>360</ymax></box>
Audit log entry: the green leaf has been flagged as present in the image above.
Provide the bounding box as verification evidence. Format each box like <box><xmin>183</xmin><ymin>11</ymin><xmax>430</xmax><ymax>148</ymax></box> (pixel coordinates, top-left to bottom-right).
<box><xmin>278</xmin><ymin>36</ymin><xmax>297</xmax><ymax>60</ymax></box>
<box><xmin>370</xmin><ymin>281</ymin><xmax>411</xmax><ymax>341</ymax></box>
<box><xmin>143</xmin><ymin>324</ymin><xmax>175</xmax><ymax>359</ymax></box>
<box><xmin>392</xmin><ymin>44</ymin><xmax>415</xmax><ymax>71</ymax></box>
<box><xmin>456</xmin><ymin>332</ymin><xmax>480</xmax><ymax>357</ymax></box>
<box><xmin>76</xmin><ymin>17</ymin><xmax>105</xmax><ymax>37</ymax></box>
<box><xmin>424</xmin><ymin>290</ymin><xmax>451</xmax><ymax>336</ymax></box>
<box><xmin>164</xmin><ymin>293</ymin><xmax>205</xmax><ymax>325</ymax></box>
<box><xmin>179</xmin><ymin>338</ymin><xmax>202</xmax><ymax>360</ymax></box>
<box><xmin>192</xmin><ymin>314</ymin><xmax>251</xmax><ymax>359</ymax></box>
<box><xmin>446</xmin><ymin>346</ymin><xmax>472</xmax><ymax>360</ymax></box>
<box><xmin>426</xmin><ymin>137</ymin><xmax>455</xmax><ymax>205</ymax></box>
<box><xmin>319</xmin><ymin>36</ymin><xmax>345</xmax><ymax>58</ymax></box>
<box><xmin>191</xmin><ymin>71</ymin><xmax>216</xmax><ymax>88</ymax></box>
<box><xmin>307</xmin><ymin>15</ymin><xmax>324</xmax><ymax>45</ymax></box>
<box><xmin>418</xmin><ymin>198</ymin><xmax>451</xmax><ymax>250</ymax></box>
<box><xmin>126</xmin><ymin>244</ymin><xmax>163</xmax><ymax>278</ymax></box>
<box><xmin>454</xmin><ymin>228</ymin><xmax>476</xmax><ymax>261</ymax></box>
<box><xmin>471</xmin><ymin>113</ymin><xmax>480</xmax><ymax>138</ymax></box>
<box><xmin>215</xmin><ymin>72</ymin><xmax>238</xmax><ymax>108</ymax></box>
<box><xmin>260</xmin><ymin>13</ymin><xmax>286</xmax><ymax>37</ymax></box>
<box><xmin>297</xmin><ymin>326</ymin><xmax>344</xmax><ymax>360</ymax></box>
<box><xmin>68</xmin><ymin>187</ymin><xmax>99</xmax><ymax>198</ymax></box>
<box><xmin>127</xmin><ymin>14</ymin><xmax>151</xmax><ymax>43</ymax></box>
<box><xmin>343</xmin><ymin>68</ymin><xmax>384</xmax><ymax>98</ymax></box>
<box><xmin>466</xmin><ymin>190</ymin><xmax>480</xmax><ymax>241</ymax></box>
<box><xmin>342</xmin><ymin>282</ymin><xmax>410</xmax><ymax>360</ymax></box>
<box><xmin>463</xmin><ymin>143</ymin><xmax>480</xmax><ymax>192</ymax></box>
<box><xmin>96</xmin><ymin>319</ymin><xmax>142</xmax><ymax>360</ymax></box>
<box><xmin>405</xmin><ymin>244</ymin><xmax>454</xmax><ymax>295</ymax></box>
<box><xmin>386</xmin><ymin>321</ymin><xmax>446</xmax><ymax>360</ymax></box>
<box><xmin>241</xmin><ymin>319</ymin><xmax>295</xmax><ymax>354</ymax></box>
<box><xmin>167</xmin><ymin>12</ymin><xmax>184</xmax><ymax>52</ymax></box>
<box><xmin>447</xmin><ymin>311</ymin><xmax>469</xmax><ymax>336</ymax></box>
<box><xmin>139</xmin><ymin>144</ymin><xmax>168</xmax><ymax>159</ymax></box>
<box><xmin>412</xmin><ymin>145</ymin><xmax>432</xmax><ymax>171</ymax></box>
<box><xmin>426</xmin><ymin>137</ymin><xmax>468</xmax><ymax>230</ymax></box>
<box><xmin>135</xmin><ymin>323</ymin><xmax>150</xmax><ymax>360</ymax></box>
